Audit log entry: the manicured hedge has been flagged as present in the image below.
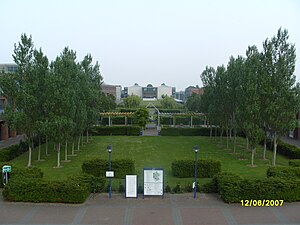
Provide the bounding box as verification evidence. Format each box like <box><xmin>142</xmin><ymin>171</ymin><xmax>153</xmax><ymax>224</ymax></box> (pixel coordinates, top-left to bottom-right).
<box><xmin>0</xmin><ymin>141</ymin><xmax>29</xmax><ymax>162</ymax></box>
<box><xmin>267</xmin><ymin>166</ymin><xmax>300</xmax><ymax>179</ymax></box>
<box><xmin>289</xmin><ymin>159</ymin><xmax>300</xmax><ymax>167</ymax></box>
<box><xmin>2</xmin><ymin>177</ymin><xmax>90</xmax><ymax>203</ymax></box>
<box><xmin>172</xmin><ymin>159</ymin><xmax>221</xmax><ymax>178</ymax></box>
<box><xmin>161</xmin><ymin>127</ymin><xmax>214</xmax><ymax>136</ymax></box>
<box><xmin>82</xmin><ymin>158</ymin><xmax>135</xmax><ymax>178</ymax></box>
<box><xmin>90</xmin><ymin>126</ymin><xmax>140</xmax><ymax>136</ymax></box>
<box><xmin>212</xmin><ymin>172</ymin><xmax>300</xmax><ymax>203</ymax></box>
<box><xmin>160</xmin><ymin>116</ymin><xmax>203</xmax><ymax>126</ymax></box>
<box><xmin>265</xmin><ymin>140</ymin><xmax>300</xmax><ymax>159</ymax></box>
<box><xmin>68</xmin><ymin>174</ymin><xmax>106</xmax><ymax>193</ymax></box>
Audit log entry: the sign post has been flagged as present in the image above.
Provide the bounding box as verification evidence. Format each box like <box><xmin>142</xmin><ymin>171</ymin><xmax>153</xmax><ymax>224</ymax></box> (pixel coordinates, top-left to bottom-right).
<box><xmin>2</xmin><ymin>165</ymin><xmax>11</xmax><ymax>186</ymax></box>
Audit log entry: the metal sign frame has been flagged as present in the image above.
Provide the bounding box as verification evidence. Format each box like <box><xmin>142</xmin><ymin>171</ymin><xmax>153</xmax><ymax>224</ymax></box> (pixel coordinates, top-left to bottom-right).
<box><xmin>143</xmin><ymin>168</ymin><xmax>164</xmax><ymax>198</ymax></box>
<box><xmin>125</xmin><ymin>175</ymin><xmax>138</xmax><ymax>198</ymax></box>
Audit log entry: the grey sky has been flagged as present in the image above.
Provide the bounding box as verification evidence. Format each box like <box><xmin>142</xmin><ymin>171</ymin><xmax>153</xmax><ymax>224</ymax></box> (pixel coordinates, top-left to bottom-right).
<box><xmin>1</xmin><ymin>0</ymin><xmax>299</xmax><ymax>91</ymax></box>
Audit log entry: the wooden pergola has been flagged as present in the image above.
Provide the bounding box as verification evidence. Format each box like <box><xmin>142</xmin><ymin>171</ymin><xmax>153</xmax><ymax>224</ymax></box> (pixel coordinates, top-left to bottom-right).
<box><xmin>99</xmin><ymin>111</ymin><xmax>206</xmax><ymax>128</ymax></box>
<box><xmin>99</xmin><ymin>112</ymin><xmax>134</xmax><ymax>126</ymax></box>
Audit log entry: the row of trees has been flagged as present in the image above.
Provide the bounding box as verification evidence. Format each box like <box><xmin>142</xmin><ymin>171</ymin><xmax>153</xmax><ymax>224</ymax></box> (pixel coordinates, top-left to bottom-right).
<box><xmin>0</xmin><ymin>34</ymin><xmax>113</xmax><ymax>167</ymax></box>
<box><xmin>192</xmin><ymin>28</ymin><xmax>299</xmax><ymax>166</ymax></box>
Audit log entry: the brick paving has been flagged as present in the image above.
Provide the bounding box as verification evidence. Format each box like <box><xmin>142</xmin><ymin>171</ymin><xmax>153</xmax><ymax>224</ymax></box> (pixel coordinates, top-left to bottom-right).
<box><xmin>0</xmin><ymin>192</ymin><xmax>300</xmax><ymax>225</ymax></box>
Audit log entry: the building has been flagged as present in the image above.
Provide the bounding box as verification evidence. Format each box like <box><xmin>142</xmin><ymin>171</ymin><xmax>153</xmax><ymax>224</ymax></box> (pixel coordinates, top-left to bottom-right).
<box><xmin>101</xmin><ymin>83</ymin><xmax>122</xmax><ymax>103</ymax></box>
<box><xmin>123</xmin><ymin>83</ymin><xmax>175</xmax><ymax>100</ymax></box>
<box><xmin>0</xmin><ymin>63</ymin><xmax>17</xmax><ymax>141</ymax></box>
<box><xmin>0</xmin><ymin>63</ymin><xmax>18</xmax><ymax>73</ymax></box>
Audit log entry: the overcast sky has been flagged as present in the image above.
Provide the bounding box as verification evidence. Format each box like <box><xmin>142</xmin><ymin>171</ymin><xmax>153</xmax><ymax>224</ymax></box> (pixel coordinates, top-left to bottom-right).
<box><xmin>1</xmin><ymin>0</ymin><xmax>299</xmax><ymax>91</ymax></box>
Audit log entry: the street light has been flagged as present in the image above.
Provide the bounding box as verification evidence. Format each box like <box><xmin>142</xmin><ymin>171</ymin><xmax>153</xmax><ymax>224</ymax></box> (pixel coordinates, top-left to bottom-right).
<box><xmin>107</xmin><ymin>144</ymin><xmax>112</xmax><ymax>198</ymax></box>
<box><xmin>193</xmin><ymin>145</ymin><xmax>199</xmax><ymax>199</ymax></box>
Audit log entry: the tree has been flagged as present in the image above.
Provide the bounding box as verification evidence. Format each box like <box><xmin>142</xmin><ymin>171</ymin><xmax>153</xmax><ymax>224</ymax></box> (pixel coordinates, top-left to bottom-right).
<box><xmin>186</xmin><ymin>93</ymin><xmax>202</xmax><ymax>112</ymax></box>
<box><xmin>159</xmin><ymin>96</ymin><xmax>177</xmax><ymax>109</ymax></box>
<box><xmin>123</xmin><ymin>95</ymin><xmax>141</xmax><ymax>108</ymax></box>
<box><xmin>261</xmin><ymin>28</ymin><xmax>299</xmax><ymax>166</ymax></box>
<box><xmin>134</xmin><ymin>108</ymin><xmax>149</xmax><ymax>129</ymax></box>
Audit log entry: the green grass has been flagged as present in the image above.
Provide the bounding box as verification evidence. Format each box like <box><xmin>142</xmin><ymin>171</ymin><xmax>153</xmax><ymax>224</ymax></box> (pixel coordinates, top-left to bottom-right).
<box><xmin>10</xmin><ymin>136</ymin><xmax>290</xmax><ymax>188</ymax></box>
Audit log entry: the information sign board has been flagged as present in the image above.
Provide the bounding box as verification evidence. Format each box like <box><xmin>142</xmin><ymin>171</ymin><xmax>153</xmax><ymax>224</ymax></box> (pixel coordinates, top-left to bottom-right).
<box><xmin>125</xmin><ymin>175</ymin><xmax>138</xmax><ymax>198</ymax></box>
<box><xmin>143</xmin><ymin>168</ymin><xmax>164</xmax><ymax>197</ymax></box>
<box><xmin>106</xmin><ymin>171</ymin><xmax>114</xmax><ymax>177</ymax></box>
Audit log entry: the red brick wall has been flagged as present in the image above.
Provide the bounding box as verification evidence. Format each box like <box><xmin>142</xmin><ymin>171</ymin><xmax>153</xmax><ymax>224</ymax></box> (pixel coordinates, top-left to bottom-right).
<box><xmin>1</xmin><ymin>122</ymin><xmax>8</xmax><ymax>141</ymax></box>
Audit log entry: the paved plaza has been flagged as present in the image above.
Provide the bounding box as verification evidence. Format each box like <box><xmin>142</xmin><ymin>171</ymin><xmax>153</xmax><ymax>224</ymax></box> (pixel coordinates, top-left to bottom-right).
<box><xmin>0</xmin><ymin>192</ymin><xmax>299</xmax><ymax>225</ymax></box>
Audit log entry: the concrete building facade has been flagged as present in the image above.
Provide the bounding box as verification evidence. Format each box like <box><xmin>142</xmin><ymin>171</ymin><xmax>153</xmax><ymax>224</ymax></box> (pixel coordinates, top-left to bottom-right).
<box><xmin>123</xmin><ymin>83</ymin><xmax>175</xmax><ymax>100</ymax></box>
<box><xmin>101</xmin><ymin>83</ymin><xmax>122</xmax><ymax>103</ymax></box>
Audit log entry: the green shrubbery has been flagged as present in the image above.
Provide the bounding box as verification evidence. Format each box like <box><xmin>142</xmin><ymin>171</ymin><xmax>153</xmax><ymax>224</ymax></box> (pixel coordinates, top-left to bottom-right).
<box><xmin>289</xmin><ymin>159</ymin><xmax>300</xmax><ymax>167</ymax></box>
<box><xmin>267</xmin><ymin>166</ymin><xmax>300</xmax><ymax>179</ymax></box>
<box><xmin>211</xmin><ymin>172</ymin><xmax>300</xmax><ymax>203</ymax></box>
<box><xmin>161</xmin><ymin>127</ymin><xmax>213</xmax><ymax>136</ymax></box>
<box><xmin>82</xmin><ymin>158</ymin><xmax>135</xmax><ymax>178</ymax></box>
<box><xmin>0</xmin><ymin>141</ymin><xmax>29</xmax><ymax>162</ymax></box>
<box><xmin>265</xmin><ymin>140</ymin><xmax>300</xmax><ymax>159</ymax></box>
<box><xmin>172</xmin><ymin>159</ymin><xmax>221</xmax><ymax>178</ymax></box>
<box><xmin>68</xmin><ymin>174</ymin><xmax>106</xmax><ymax>193</ymax></box>
<box><xmin>3</xmin><ymin>177</ymin><xmax>90</xmax><ymax>203</ymax></box>
<box><xmin>90</xmin><ymin>126</ymin><xmax>140</xmax><ymax>136</ymax></box>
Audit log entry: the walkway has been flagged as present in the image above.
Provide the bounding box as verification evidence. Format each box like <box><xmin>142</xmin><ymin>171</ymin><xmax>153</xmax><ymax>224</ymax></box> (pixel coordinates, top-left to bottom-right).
<box><xmin>0</xmin><ymin>135</ymin><xmax>24</xmax><ymax>149</ymax></box>
<box><xmin>1</xmin><ymin>192</ymin><xmax>299</xmax><ymax>225</ymax></box>
<box><xmin>280</xmin><ymin>136</ymin><xmax>300</xmax><ymax>148</ymax></box>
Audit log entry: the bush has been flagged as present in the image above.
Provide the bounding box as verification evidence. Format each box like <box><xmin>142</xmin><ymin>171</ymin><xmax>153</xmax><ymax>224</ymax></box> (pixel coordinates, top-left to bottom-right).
<box><xmin>68</xmin><ymin>174</ymin><xmax>106</xmax><ymax>193</ymax></box>
<box><xmin>265</xmin><ymin>139</ymin><xmax>300</xmax><ymax>159</ymax></box>
<box><xmin>289</xmin><ymin>159</ymin><xmax>300</xmax><ymax>167</ymax></box>
<box><xmin>267</xmin><ymin>166</ymin><xmax>300</xmax><ymax>179</ymax></box>
<box><xmin>161</xmin><ymin>127</ymin><xmax>212</xmax><ymax>136</ymax></box>
<box><xmin>212</xmin><ymin>172</ymin><xmax>300</xmax><ymax>203</ymax></box>
<box><xmin>90</xmin><ymin>126</ymin><xmax>140</xmax><ymax>136</ymax></box>
<box><xmin>165</xmin><ymin>184</ymin><xmax>171</xmax><ymax>193</ymax></box>
<box><xmin>172</xmin><ymin>159</ymin><xmax>221</xmax><ymax>178</ymax></box>
<box><xmin>82</xmin><ymin>158</ymin><xmax>135</xmax><ymax>178</ymax></box>
<box><xmin>2</xmin><ymin>177</ymin><xmax>90</xmax><ymax>203</ymax></box>
<box><xmin>172</xmin><ymin>184</ymin><xmax>183</xmax><ymax>193</ymax></box>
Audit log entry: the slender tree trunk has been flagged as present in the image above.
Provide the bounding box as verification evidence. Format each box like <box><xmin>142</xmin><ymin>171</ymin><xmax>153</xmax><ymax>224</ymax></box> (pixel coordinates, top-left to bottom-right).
<box><xmin>27</xmin><ymin>139</ymin><xmax>32</xmax><ymax>167</ymax></box>
<box><xmin>77</xmin><ymin>136</ymin><xmax>80</xmax><ymax>151</ymax></box>
<box><xmin>86</xmin><ymin>130</ymin><xmax>89</xmax><ymax>143</ymax></box>
<box><xmin>220</xmin><ymin>128</ymin><xmax>224</xmax><ymax>144</ymax></box>
<box><xmin>233</xmin><ymin>128</ymin><xmax>237</xmax><ymax>153</ymax></box>
<box><xmin>251</xmin><ymin>147</ymin><xmax>256</xmax><ymax>166</ymax></box>
<box><xmin>214</xmin><ymin>126</ymin><xmax>217</xmax><ymax>139</ymax></box>
<box><xmin>272</xmin><ymin>133</ymin><xmax>277</xmax><ymax>166</ymax></box>
<box><xmin>226</xmin><ymin>129</ymin><xmax>229</xmax><ymax>149</ymax></box>
<box><xmin>72</xmin><ymin>139</ymin><xmax>75</xmax><ymax>155</ymax></box>
<box><xmin>246</xmin><ymin>137</ymin><xmax>249</xmax><ymax>150</ymax></box>
<box><xmin>81</xmin><ymin>133</ymin><xmax>84</xmax><ymax>147</ymax></box>
<box><xmin>210</xmin><ymin>124</ymin><xmax>212</xmax><ymax>139</ymax></box>
<box><xmin>37</xmin><ymin>135</ymin><xmax>41</xmax><ymax>161</ymax></box>
<box><xmin>57</xmin><ymin>142</ymin><xmax>61</xmax><ymax>168</ymax></box>
<box><xmin>263</xmin><ymin>138</ymin><xmax>267</xmax><ymax>160</ymax></box>
<box><xmin>64</xmin><ymin>140</ymin><xmax>68</xmax><ymax>161</ymax></box>
<box><xmin>45</xmin><ymin>136</ymin><xmax>48</xmax><ymax>155</ymax></box>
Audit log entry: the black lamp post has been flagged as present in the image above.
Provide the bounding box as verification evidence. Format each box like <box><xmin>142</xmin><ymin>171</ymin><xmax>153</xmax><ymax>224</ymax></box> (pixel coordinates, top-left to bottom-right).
<box><xmin>107</xmin><ymin>144</ymin><xmax>112</xmax><ymax>198</ymax></box>
<box><xmin>193</xmin><ymin>145</ymin><xmax>199</xmax><ymax>199</ymax></box>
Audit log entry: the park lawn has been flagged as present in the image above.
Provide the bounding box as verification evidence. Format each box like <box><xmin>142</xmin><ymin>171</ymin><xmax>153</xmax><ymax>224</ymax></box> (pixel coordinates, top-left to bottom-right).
<box><xmin>10</xmin><ymin>136</ymin><xmax>290</xmax><ymax>188</ymax></box>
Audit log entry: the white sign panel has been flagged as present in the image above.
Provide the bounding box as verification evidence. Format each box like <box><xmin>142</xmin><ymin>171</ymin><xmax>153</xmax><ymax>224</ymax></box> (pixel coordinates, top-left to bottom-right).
<box><xmin>143</xmin><ymin>169</ymin><xmax>164</xmax><ymax>196</ymax></box>
<box><xmin>106</xmin><ymin>171</ymin><xmax>114</xmax><ymax>177</ymax></box>
<box><xmin>125</xmin><ymin>175</ymin><xmax>138</xmax><ymax>198</ymax></box>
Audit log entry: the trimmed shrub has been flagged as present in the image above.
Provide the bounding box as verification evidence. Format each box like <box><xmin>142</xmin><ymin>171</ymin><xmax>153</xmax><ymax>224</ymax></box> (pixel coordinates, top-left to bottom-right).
<box><xmin>90</xmin><ymin>126</ymin><xmax>140</xmax><ymax>136</ymax></box>
<box><xmin>289</xmin><ymin>159</ymin><xmax>300</xmax><ymax>167</ymax></box>
<box><xmin>172</xmin><ymin>159</ymin><xmax>221</xmax><ymax>178</ymax></box>
<box><xmin>68</xmin><ymin>174</ymin><xmax>106</xmax><ymax>193</ymax></box>
<box><xmin>0</xmin><ymin>140</ymin><xmax>29</xmax><ymax>162</ymax></box>
<box><xmin>161</xmin><ymin>127</ymin><xmax>212</xmax><ymax>136</ymax></box>
<box><xmin>212</xmin><ymin>172</ymin><xmax>300</xmax><ymax>203</ymax></box>
<box><xmin>82</xmin><ymin>158</ymin><xmax>135</xmax><ymax>178</ymax></box>
<box><xmin>2</xmin><ymin>177</ymin><xmax>90</xmax><ymax>203</ymax></box>
<box><xmin>267</xmin><ymin>166</ymin><xmax>300</xmax><ymax>179</ymax></box>
<box><xmin>265</xmin><ymin>139</ymin><xmax>300</xmax><ymax>159</ymax></box>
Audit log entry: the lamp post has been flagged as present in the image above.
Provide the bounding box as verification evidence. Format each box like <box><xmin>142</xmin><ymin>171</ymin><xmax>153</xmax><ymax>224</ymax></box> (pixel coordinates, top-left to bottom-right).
<box><xmin>107</xmin><ymin>144</ymin><xmax>112</xmax><ymax>198</ymax></box>
<box><xmin>193</xmin><ymin>145</ymin><xmax>199</xmax><ymax>199</ymax></box>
